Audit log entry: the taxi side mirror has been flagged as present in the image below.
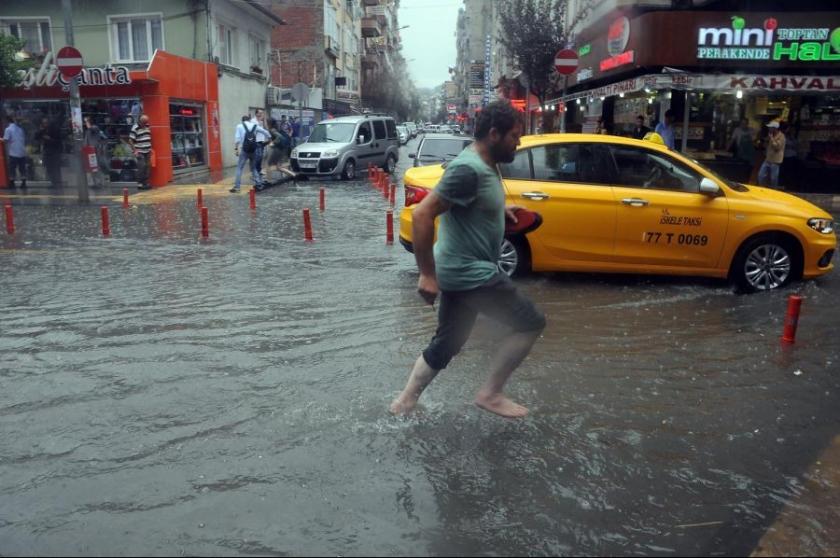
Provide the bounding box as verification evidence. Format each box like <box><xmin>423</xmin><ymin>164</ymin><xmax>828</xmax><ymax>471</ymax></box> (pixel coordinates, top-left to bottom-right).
<box><xmin>700</xmin><ymin>177</ymin><xmax>720</xmax><ymax>195</ymax></box>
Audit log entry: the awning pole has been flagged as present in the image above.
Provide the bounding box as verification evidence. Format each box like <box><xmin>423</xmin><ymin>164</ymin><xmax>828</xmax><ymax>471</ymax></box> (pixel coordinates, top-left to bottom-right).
<box><xmin>681</xmin><ymin>90</ymin><xmax>690</xmax><ymax>153</ymax></box>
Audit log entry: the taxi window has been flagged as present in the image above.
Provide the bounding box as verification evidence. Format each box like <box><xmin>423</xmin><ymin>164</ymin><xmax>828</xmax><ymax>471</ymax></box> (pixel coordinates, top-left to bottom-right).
<box><xmin>499</xmin><ymin>149</ymin><xmax>531</xmax><ymax>179</ymax></box>
<box><xmin>372</xmin><ymin>120</ymin><xmax>387</xmax><ymax>140</ymax></box>
<box><xmin>610</xmin><ymin>146</ymin><xmax>702</xmax><ymax>193</ymax></box>
<box><xmin>530</xmin><ymin>143</ymin><xmax>610</xmax><ymax>185</ymax></box>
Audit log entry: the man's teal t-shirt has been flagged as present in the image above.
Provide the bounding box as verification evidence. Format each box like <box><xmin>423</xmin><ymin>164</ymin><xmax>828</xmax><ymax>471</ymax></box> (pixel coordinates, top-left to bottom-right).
<box><xmin>433</xmin><ymin>147</ymin><xmax>505</xmax><ymax>291</ymax></box>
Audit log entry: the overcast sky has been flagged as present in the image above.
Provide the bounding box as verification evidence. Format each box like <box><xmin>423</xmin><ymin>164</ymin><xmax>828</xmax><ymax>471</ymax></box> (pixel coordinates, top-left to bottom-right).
<box><xmin>398</xmin><ymin>0</ymin><xmax>462</xmax><ymax>89</ymax></box>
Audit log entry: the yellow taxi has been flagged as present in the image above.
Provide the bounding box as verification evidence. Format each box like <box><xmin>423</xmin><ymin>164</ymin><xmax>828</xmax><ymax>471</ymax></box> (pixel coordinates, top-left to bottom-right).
<box><xmin>399</xmin><ymin>134</ymin><xmax>836</xmax><ymax>292</ymax></box>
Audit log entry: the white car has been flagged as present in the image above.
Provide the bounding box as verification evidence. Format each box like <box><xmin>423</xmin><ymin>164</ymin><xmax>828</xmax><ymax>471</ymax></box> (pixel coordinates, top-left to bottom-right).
<box><xmin>396</xmin><ymin>125</ymin><xmax>409</xmax><ymax>145</ymax></box>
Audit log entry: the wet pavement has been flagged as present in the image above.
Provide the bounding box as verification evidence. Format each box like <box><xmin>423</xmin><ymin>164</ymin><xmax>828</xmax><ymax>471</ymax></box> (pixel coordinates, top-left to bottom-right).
<box><xmin>1</xmin><ymin>139</ymin><xmax>839</xmax><ymax>556</ymax></box>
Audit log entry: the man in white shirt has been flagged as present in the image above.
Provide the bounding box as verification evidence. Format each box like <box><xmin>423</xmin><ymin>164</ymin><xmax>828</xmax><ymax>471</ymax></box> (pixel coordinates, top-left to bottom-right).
<box><xmin>3</xmin><ymin>116</ymin><xmax>27</xmax><ymax>189</ymax></box>
<box><xmin>251</xmin><ymin>109</ymin><xmax>271</xmax><ymax>183</ymax></box>
<box><xmin>232</xmin><ymin>114</ymin><xmax>269</xmax><ymax>193</ymax></box>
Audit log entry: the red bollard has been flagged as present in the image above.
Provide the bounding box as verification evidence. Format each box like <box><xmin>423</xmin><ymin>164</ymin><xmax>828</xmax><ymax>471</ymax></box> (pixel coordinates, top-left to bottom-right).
<box><xmin>368</xmin><ymin>164</ymin><xmax>374</xmax><ymax>181</ymax></box>
<box><xmin>390</xmin><ymin>182</ymin><xmax>396</xmax><ymax>208</ymax></box>
<box><xmin>781</xmin><ymin>295</ymin><xmax>803</xmax><ymax>344</ymax></box>
<box><xmin>197</xmin><ymin>188</ymin><xmax>203</xmax><ymax>209</ymax></box>
<box><xmin>201</xmin><ymin>206</ymin><xmax>209</xmax><ymax>238</ymax></box>
<box><xmin>4</xmin><ymin>204</ymin><xmax>14</xmax><ymax>235</ymax></box>
<box><xmin>122</xmin><ymin>188</ymin><xmax>129</xmax><ymax>209</ymax></box>
<box><xmin>379</xmin><ymin>173</ymin><xmax>387</xmax><ymax>193</ymax></box>
<box><xmin>386</xmin><ymin>209</ymin><xmax>394</xmax><ymax>244</ymax></box>
<box><xmin>249</xmin><ymin>188</ymin><xmax>256</xmax><ymax>210</ymax></box>
<box><xmin>319</xmin><ymin>187</ymin><xmax>326</xmax><ymax>211</ymax></box>
<box><xmin>303</xmin><ymin>208</ymin><xmax>313</xmax><ymax>241</ymax></box>
<box><xmin>100</xmin><ymin>206</ymin><xmax>111</xmax><ymax>237</ymax></box>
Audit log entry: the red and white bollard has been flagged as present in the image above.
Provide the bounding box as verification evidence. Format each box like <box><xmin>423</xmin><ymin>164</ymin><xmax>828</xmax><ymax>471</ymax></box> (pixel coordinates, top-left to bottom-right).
<box><xmin>122</xmin><ymin>188</ymin><xmax>129</xmax><ymax>209</ymax></box>
<box><xmin>386</xmin><ymin>209</ymin><xmax>394</xmax><ymax>244</ymax></box>
<box><xmin>197</xmin><ymin>188</ymin><xmax>203</xmax><ymax>209</ymax></box>
<box><xmin>303</xmin><ymin>208</ymin><xmax>313</xmax><ymax>241</ymax></box>
<box><xmin>319</xmin><ymin>187</ymin><xmax>326</xmax><ymax>212</ymax></box>
<box><xmin>201</xmin><ymin>206</ymin><xmax>209</xmax><ymax>238</ymax></box>
<box><xmin>100</xmin><ymin>206</ymin><xmax>111</xmax><ymax>237</ymax></box>
<box><xmin>781</xmin><ymin>295</ymin><xmax>803</xmax><ymax>344</ymax></box>
<box><xmin>249</xmin><ymin>188</ymin><xmax>257</xmax><ymax>210</ymax></box>
<box><xmin>382</xmin><ymin>179</ymin><xmax>390</xmax><ymax>200</ymax></box>
<box><xmin>390</xmin><ymin>182</ymin><xmax>396</xmax><ymax>208</ymax></box>
<box><xmin>4</xmin><ymin>204</ymin><xmax>14</xmax><ymax>235</ymax></box>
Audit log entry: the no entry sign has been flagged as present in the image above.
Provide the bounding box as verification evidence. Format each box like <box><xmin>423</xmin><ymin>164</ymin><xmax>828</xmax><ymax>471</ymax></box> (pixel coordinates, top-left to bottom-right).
<box><xmin>56</xmin><ymin>46</ymin><xmax>84</xmax><ymax>79</ymax></box>
<box><xmin>554</xmin><ymin>49</ymin><xmax>579</xmax><ymax>75</ymax></box>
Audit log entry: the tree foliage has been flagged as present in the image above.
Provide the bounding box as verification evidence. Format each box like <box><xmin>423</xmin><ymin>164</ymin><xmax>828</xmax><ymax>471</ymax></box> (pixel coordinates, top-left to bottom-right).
<box><xmin>0</xmin><ymin>35</ymin><xmax>31</xmax><ymax>88</ymax></box>
<box><xmin>497</xmin><ymin>0</ymin><xmax>595</xmax><ymax>131</ymax></box>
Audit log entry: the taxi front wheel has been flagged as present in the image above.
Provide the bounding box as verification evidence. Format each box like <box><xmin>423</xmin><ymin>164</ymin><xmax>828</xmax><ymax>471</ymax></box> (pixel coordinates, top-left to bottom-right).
<box><xmin>499</xmin><ymin>237</ymin><xmax>531</xmax><ymax>278</ymax></box>
<box><xmin>731</xmin><ymin>234</ymin><xmax>803</xmax><ymax>293</ymax></box>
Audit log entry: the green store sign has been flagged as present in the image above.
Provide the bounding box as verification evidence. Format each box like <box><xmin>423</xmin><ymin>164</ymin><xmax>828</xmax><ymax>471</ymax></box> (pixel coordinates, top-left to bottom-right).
<box><xmin>697</xmin><ymin>16</ymin><xmax>840</xmax><ymax>62</ymax></box>
<box><xmin>578</xmin><ymin>44</ymin><xmax>592</xmax><ymax>57</ymax></box>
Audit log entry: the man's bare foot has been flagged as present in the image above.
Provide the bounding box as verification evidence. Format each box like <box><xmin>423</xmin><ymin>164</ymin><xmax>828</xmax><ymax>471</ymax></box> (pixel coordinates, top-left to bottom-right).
<box><xmin>474</xmin><ymin>391</ymin><xmax>529</xmax><ymax>419</ymax></box>
<box><xmin>389</xmin><ymin>394</ymin><xmax>419</xmax><ymax>415</ymax></box>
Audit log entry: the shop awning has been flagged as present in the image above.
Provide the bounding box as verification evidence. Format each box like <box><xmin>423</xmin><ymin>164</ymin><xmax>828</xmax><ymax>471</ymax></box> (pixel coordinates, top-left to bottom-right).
<box><xmin>550</xmin><ymin>72</ymin><xmax>840</xmax><ymax>104</ymax></box>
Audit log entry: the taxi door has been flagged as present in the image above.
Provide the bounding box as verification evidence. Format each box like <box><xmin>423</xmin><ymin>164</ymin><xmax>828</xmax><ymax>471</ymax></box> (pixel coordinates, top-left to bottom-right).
<box><xmin>606</xmin><ymin>145</ymin><xmax>729</xmax><ymax>269</ymax></box>
<box><xmin>500</xmin><ymin>142</ymin><xmax>617</xmax><ymax>267</ymax></box>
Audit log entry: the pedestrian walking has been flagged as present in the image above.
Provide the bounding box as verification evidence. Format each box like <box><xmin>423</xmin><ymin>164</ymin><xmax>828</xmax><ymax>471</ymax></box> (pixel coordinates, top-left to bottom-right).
<box><xmin>632</xmin><ymin>115</ymin><xmax>650</xmax><ymax>139</ymax></box>
<box><xmin>655</xmin><ymin>109</ymin><xmax>676</xmax><ymax>150</ymax></box>
<box><xmin>36</xmin><ymin>117</ymin><xmax>64</xmax><ymax>187</ymax></box>
<box><xmin>231</xmin><ymin>114</ymin><xmax>268</xmax><ymax>193</ymax></box>
<box><xmin>129</xmin><ymin>114</ymin><xmax>153</xmax><ymax>190</ymax></box>
<box><xmin>83</xmin><ymin>116</ymin><xmax>107</xmax><ymax>189</ymax></box>
<box><xmin>290</xmin><ymin>116</ymin><xmax>301</xmax><ymax>148</ymax></box>
<box><xmin>390</xmin><ymin>101</ymin><xmax>546</xmax><ymax>419</ymax></box>
<box><xmin>758</xmin><ymin>121</ymin><xmax>785</xmax><ymax>189</ymax></box>
<box><xmin>251</xmin><ymin>109</ymin><xmax>271</xmax><ymax>182</ymax></box>
<box><xmin>3</xmin><ymin>115</ymin><xmax>27</xmax><ymax>189</ymax></box>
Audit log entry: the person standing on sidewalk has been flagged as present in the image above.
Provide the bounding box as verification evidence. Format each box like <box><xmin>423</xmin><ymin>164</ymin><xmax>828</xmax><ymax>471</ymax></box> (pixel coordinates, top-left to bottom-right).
<box><xmin>36</xmin><ymin>117</ymin><xmax>64</xmax><ymax>187</ymax></box>
<box><xmin>390</xmin><ymin>101</ymin><xmax>546</xmax><ymax>419</ymax></box>
<box><xmin>83</xmin><ymin>116</ymin><xmax>107</xmax><ymax>189</ymax></box>
<box><xmin>129</xmin><ymin>114</ymin><xmax>152</xmax><ymax>190</ymax></box>
<box><xmin>3</xmin><ymin>115</ymin><xmax>27</xmax><ymax>189</ymax></box>
<box><xmin>758</xmin><ymin>121</ymin><xmax>785</xmax><ymax>189</ymax></box>
<box><xmin>231</xmin><ymin>114</ymin><xmax>268</xmax><ymax>193</ymax></box>
<box><xmin>251</xmin><ymin>109</ymin><xmax>271</xmax><ymax>183</ymax></box>
<box><xmin>655</xmin><ymin>109</ymin><xmax>676</xmax><ymax>150</ymax></box>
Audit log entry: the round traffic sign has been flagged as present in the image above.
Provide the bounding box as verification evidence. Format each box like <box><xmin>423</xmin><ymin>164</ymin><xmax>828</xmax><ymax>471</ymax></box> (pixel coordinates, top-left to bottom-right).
<box><xmin>554</xmin><ymin>48</ymin><xmax>578</xmax><ymax>75</ymax></box>
<box><xmin>56</xmin><ymin>46</ymin><xmax>84</xmax><ymax>79</ymax></box>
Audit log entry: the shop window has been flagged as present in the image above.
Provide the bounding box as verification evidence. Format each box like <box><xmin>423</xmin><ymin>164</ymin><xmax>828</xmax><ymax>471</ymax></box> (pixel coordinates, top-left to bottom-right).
<box><xmin>610</xmin><ymin>146</ymin><xmax>702</xmax><ymax>194</ymax></box>
<box><xmin>109</xmin><ymin>14</ymin><xmax>164</xmax><ymax>63</ymax></box>
<box><xmin>81</xmin><ymin>99</ymin><xmax>143</xmax><ymax>183</ymax></box>
<box><xmin>1</xmin><ymin>19</ymin><xmax>52</xmax><ymax>53</ymax></box>
<box><xmin>218</xmin><ymin>24</ymin><xmax>236</xmax><ymax>68</ymax></box>
<box><xmin>170</xmin><ymin>103</ymin><xmax>206</xmax><ymax>171</ymax></box>
<box><xmin>499</xmin><ymin>149</ymin><xmax>532</xmax><ymax>180</ymax></box>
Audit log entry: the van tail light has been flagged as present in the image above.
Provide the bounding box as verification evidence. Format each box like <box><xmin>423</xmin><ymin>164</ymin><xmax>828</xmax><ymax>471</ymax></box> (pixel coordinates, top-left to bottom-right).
<box><xmin>405</xmin><ymin>185</ymin><xmax>430</xmax><ymax>206</ymax></box>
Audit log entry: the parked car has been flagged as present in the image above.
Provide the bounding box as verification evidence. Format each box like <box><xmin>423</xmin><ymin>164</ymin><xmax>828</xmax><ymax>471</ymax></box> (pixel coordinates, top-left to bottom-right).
<box><xmin>399</xmin><ymin>133</ymin><xmax>836</xmax><ymax>292</ymax></box>
<box><xmin>403</xmin><ymin>122</ymin><xmax>418</xmax><ymax>138</ymax></box>
<box><xmin>396</xmin><ymin>125</ymin><xmax>409</xmax><ymax>145</ymax></box>
<box><xmin>408</xmin><ymin>133</ymin><xmax>474</xmax><ymax>167</ymax></box>
<box><xmin>290</xmin><ymin>114</ymin><xmax>400</xmax><ymax>179</ymax></box>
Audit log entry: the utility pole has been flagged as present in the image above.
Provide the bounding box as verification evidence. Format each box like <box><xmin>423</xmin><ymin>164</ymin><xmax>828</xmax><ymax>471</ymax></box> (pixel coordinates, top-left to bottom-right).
<box><xmin>61</xmin><ymin>0</ymin><xmax>89</xmax><ymax>203</ymax></box>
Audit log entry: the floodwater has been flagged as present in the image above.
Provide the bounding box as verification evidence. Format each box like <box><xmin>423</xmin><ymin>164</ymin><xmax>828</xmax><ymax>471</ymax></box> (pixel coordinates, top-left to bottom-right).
<box><xmin>1</xmin><ymin>144</ymin><xmax>839</xmax><ymax>556</ymax></box>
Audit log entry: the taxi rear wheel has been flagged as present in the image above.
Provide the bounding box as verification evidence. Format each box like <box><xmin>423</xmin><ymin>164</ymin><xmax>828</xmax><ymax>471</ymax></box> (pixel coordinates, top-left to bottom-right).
<box><xmin>499</xmin><ymin>237</ymin><xmax>531</xmax><ymax>278</ymax></box>
<box><xmin>731</xmin><ymin>234</ymin><xmax>803</xmax><ymax>293</ymax></box>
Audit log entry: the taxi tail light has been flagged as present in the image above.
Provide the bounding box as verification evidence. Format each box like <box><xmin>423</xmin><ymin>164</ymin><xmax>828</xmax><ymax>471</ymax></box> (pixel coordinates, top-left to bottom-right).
<box><xmin>405</xmin><ymin>185</ymin><xmax>429</xmax><ymax>207</ymax></box>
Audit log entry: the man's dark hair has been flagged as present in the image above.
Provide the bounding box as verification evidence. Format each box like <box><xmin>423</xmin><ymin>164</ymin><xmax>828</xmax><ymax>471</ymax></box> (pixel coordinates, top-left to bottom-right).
<box><xmin>664</xmin><ymin>109</ymin><xmax>675</xmax><ymax>119</ymax></box>
<box><xmin>474</xmin><ymin>101</ymin><xmax>521</xmax><ymax>140</ymax></box>
<box><xmin>242</xmin><ymin>114</ymin><xmax>251</xmax><ymax>123</ymax></box>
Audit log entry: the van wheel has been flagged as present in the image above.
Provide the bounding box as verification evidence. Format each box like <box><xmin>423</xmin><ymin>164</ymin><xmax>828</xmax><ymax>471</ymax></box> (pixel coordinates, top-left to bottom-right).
<box><xmin>383</xmin><ymin>154</ymin><xmax>397</xmax><ymax>174</ymax></box>
<box><xmin>498</xmin><ymin>236</ymin><xmax>531</xmax><ymax>278</ymax></box>
<box><xmin>342</xmin><ymin>159</ymin><xmax>356</xmax><ymax>180</ymax></box>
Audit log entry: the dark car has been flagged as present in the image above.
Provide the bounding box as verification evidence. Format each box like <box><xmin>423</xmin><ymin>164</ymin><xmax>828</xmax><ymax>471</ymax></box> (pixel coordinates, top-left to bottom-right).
<box><xmin>408</xmin><ymin>134</ymin><xmax>474</xmax><ymax>167</ymax></box>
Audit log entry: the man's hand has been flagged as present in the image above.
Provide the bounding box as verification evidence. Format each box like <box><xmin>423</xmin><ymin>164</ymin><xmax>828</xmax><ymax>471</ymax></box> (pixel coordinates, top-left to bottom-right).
<box><xmin>417</xmin><ymin>273</ymin><xmax>439</xmax><ymax>306</ymax></box>
<box><xmin>505</xmin><ymin>205</ymin><xmax>524</xmax><ymax>224</ymax></box>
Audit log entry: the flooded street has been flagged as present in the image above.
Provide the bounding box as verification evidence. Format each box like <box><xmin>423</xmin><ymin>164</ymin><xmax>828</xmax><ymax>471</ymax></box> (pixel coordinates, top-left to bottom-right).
<box><xmin>1</xmin><ymin>145</ymin><xmax>839</xmax><ymax>556</ymax></box>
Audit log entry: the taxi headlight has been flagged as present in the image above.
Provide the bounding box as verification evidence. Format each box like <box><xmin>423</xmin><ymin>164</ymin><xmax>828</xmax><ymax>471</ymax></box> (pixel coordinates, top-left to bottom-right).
<box><xmin>322</xmin><ymin>150</ymin><xmax>340</xmax><ymax>158</ymax></box>
<box><xmin>808</xmin><ymin>218</ymin><xmax>835</xmax><ymax>234</ymax></box>
<box><xmin>290</xmin><ymin>148</ymin><xmax>298</xmax><ymax>158</ymax></box>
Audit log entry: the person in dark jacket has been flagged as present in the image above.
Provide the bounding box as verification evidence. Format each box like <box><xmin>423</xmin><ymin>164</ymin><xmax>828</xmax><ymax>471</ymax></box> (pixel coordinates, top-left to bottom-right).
<box><xmin>36</xmin><ymin>117</ymin><xmax>64</xmax><ymax>187</ymax></box>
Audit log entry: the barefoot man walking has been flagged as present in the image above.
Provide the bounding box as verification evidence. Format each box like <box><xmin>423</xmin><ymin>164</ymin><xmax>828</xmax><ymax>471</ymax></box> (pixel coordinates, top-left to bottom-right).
<box><xmin>390</xmin><ymin>101</ymin><xmax>546</xmax><ymax>419</ymax></box>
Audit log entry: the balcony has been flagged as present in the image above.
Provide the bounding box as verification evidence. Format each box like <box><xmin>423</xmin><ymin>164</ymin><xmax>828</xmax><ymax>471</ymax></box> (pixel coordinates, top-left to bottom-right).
<box><xmin>361</xmin><ymin>16</ymin><xmax>381</xmax><ymax>37</ymax></box>
<box><xmin>325</xmin><ymin>35</ymin><xmax>339</xmax><ymax>58</ymax></box>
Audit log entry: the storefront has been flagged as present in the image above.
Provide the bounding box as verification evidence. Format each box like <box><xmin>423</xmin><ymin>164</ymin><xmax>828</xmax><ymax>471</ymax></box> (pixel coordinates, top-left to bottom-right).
<box><xmin>556</xmin><ymin>10</ymin><xmax>840</xmax><ymax>192</ymax></box>
<box><xmin>1</xmin><ymin>50</ymin><xmax>222</xmax><ymax>189</ymax></box>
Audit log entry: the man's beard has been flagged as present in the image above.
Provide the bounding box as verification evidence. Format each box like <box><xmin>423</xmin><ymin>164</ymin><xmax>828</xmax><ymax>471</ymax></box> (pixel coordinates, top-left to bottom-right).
<box><xmin>489</xmin><ymin>141</ymin><xmax>516</xmax><ymax>164</ymax></box>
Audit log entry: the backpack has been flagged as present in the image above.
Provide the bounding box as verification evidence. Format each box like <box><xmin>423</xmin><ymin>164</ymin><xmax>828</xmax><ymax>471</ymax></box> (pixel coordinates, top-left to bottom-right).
<box><xmin>241</xmin><ymin>123</ymin><xmax>257</xmax><ymax>154</ymax></box>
